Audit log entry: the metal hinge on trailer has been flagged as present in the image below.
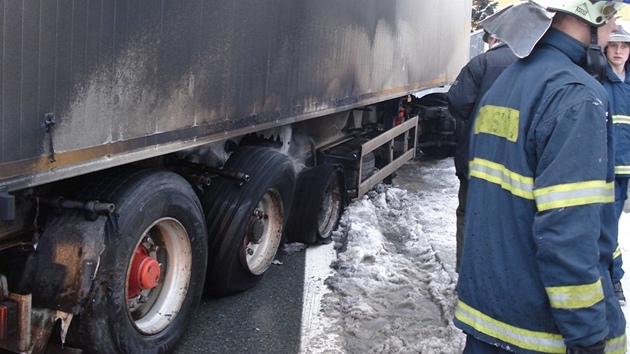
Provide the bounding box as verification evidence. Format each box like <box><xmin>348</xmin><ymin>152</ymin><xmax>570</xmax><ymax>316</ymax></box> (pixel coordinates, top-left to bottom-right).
<box><xmin>355</xmin><ymin>115</ymin><xmax>418</xmax><ymax>199</ymax></box>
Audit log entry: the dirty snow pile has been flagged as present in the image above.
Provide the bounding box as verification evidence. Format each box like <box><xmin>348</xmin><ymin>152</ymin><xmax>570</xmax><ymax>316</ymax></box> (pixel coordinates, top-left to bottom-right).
<box><xmin>303</xmin><ymin>156</ymin><xmax>466</xmax><ymax>353</ymax></box>
<box><xmin>302</xmin><ymin>155</ymin><xmax>630</xmax><ymax>354</ymax></box>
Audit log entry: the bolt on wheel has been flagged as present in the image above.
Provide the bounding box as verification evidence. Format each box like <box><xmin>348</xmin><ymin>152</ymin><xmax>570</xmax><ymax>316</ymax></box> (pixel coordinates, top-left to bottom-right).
<box><xmin>126</xmin><ymin>217</ymin><xmax>193</xmax><ymax>335</ymax></box>
<box><xmin>241</xmin><ymin>191</ymin><xmax>284</xmax><ymax>275</ymax></box>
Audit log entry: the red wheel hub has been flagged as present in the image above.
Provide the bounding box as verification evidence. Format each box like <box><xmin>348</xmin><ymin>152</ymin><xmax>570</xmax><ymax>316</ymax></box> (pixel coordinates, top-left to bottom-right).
<box><xmin>128</xmin><ymin>246</ymin><xmax>161</xmax><ymax>298</ymax></box>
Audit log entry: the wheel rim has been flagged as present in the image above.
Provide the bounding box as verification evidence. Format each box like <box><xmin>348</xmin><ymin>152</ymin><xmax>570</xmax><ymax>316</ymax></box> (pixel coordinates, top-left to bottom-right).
<box><xmin>126</xmin><ymin>217</ymin><xmax>192</xmax><ymax>334</ymax></box>
<box><xmin>317</xmin><ymin>177</ymin><xmax>342</xmax><ymax>238</ymax></box>
<box><xmin>241</xmin><ymin>190</ymin><xmax>283</xmax><ymax>275</ymax></box>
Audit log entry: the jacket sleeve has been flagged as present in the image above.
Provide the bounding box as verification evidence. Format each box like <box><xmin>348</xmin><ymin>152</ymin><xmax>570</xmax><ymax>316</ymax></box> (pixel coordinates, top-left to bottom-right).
<box><xmin>531</xmin><ymin>85</ymin><xmax>613</xmax><ymax>347</ymax></box>
<box><xmin>447</xmin><ymin>56</ymin><xmax>483</xmax><ymax>121</ymax></box>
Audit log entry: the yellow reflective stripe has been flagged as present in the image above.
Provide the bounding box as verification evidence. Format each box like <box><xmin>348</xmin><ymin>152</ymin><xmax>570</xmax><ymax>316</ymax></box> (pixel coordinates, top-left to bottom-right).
<box><xmin>468</xmin><ymin>158</ymin><xmax>534</xmax><ymax>199</ymax></box>
<box><xmin>474</xmin><ymin>105</ymin><xmax>520</xmax><ymax>142</ymax></box>
<box><xmin>615</xmin><ymin>165</ymin><xmax>630</xmax><ymax>175</ymax></box>
<box><xmin>534</xmin><ymin>180</ymin><xmax>614</xmax><ymax>211</ymax></box>
<box><xmin>545</xmin><ymin>279</ymin><xmax>604</xmax><ymax>309</ymax></box>
<box><xmin>612</xmin><ymin>115</ymin><xmax>630</xmax><ymax>125</ymax></box>
<box><xmin>614</xmin><ymin>245</ymin><xmax>622</xmax><ymax>260</ymax></box>
<box><xmin>455</xmin><ymin>300</ymin><xmax>565</xmax><ymax>353</ymax></box>
<box><xmin>606</xmin><ymin>333</ymin><xmax>627</xmax><ymax>354</ymax></box>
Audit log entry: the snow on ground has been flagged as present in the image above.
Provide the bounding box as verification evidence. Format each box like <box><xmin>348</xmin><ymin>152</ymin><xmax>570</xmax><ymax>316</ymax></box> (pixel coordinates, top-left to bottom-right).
<box><xmin>302</xmin><ymin>154</ymin><xmax>630</xmax><ymax>354</ymax></box>
<box><xmin>302</xmin><ymin>155</ymin><xmax>465</xmax><ymax>353</ymax></box>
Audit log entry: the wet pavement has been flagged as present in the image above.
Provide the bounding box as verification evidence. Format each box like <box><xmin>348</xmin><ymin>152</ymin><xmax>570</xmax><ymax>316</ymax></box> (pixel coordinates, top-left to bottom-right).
<box><xmin>174</xmin><ymin>250</ymin><xmax>306</xmax><ymax>354</ymax></box>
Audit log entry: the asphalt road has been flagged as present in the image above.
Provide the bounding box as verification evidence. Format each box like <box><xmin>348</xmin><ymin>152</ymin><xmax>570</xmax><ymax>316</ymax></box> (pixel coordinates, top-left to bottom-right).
<box><xmin>0</xmin><ymin>230</ymin><xmax>311</xmax><ymax>354</ymax></box>
<box><xmin>173</xmin><ymin>249</ymin><xmax>307</xmax><ymax>354</ymax></box>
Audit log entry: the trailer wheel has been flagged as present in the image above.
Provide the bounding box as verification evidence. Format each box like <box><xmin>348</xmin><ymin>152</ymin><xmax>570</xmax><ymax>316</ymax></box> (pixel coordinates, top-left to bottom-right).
<box><xmin>286</xmin><ymin>164</ymin><xmax>345</xmax><ymax>244</ymax></box>
<box><xmin>202</xmin><ymin>146</ymin><xmax>295</xmax><ymax>297</ymax></box>
<box><xmin>68</xmin><ymin>169</ymin><xmax>207</xmax><ymax>354</ymax></box>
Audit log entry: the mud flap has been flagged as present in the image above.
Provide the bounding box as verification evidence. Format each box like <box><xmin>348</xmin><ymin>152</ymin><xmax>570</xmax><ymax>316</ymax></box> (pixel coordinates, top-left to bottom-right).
<box><xmin>19</xmin><ymin>212</ymin><xmax>108</xmax><ymax>315</ymax></box>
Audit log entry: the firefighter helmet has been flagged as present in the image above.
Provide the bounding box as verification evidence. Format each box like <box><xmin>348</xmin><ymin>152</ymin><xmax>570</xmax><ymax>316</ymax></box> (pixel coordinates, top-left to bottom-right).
<box><xmin>482</xmin><ymin>0</ymin><xmax>629</xmax><ymax>58</ymax></box>
<box><xmin>537</xmin><ymin>0</ymin><xmax>624</xmax><ymax>27</ymax></box>
<box><xmin>609</xmin><ymin>25</ymin><xmax>630</xmax><ymax>42</ymax></box>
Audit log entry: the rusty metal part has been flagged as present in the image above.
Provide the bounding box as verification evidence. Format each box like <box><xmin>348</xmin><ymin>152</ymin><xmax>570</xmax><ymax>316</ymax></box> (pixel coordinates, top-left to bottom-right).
<box><xmin>0</xmin><ymin>301</ymin><xmax>15</xmax><ymax>340</ymax></box>
<box><xmin>20</xmin><ymin>213</ymin><xmax>107</xmax><ymax>315</ymax></box>
<box><xmin>0</xmin><ymin>276</ymin><xmax>17</xmax><ymax>341</ymax></box>
<box><xmin>0</xmin><ymin>293</ymin><xmax>31</xmax><ymax>353</ymax></box>
<box><xmin>0</xmin><ymin>304</ymin><xmax>6</xmax><ymax>340</ymax></box>
<box><xmin>6</xmin><ymin>211</ymin><xmax>107</xmax><ymax>353</ymax></box>
<box><xmin>0</xmin><ymin>295</ymin><xmax>76</xmax><ymax>354</ymax></box>
<box><xmin>26</xmin><ymin>306</ymin><xmax>72</xmax><ymax>354</ymax></box>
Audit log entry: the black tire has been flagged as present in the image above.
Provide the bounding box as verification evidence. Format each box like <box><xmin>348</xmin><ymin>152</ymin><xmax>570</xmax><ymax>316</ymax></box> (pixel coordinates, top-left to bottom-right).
<box><xmin>286</xmin><ymin>164</ymin><xmax>345</xmax><ymax>244</ymax></box>
<box><xmin>320</xmin><ymin>144</ymin><xmax>375</xmax><ymax>189</ymax></box>
<box><xmin>67</xmin><ymin>169</ymin><xmax>207</xmax><ymax>354</ymax></box>
<box><xmin>202</xmin><ymin>146</ymin><xmax>295</xmax><ymax>297</ymax></box>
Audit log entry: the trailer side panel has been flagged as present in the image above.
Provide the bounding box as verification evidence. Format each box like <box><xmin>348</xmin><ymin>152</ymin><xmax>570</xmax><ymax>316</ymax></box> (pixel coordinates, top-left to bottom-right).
<box><xmin>0</xmin><ymin>0</ymin><xmax>470</xmax><ymax>191</ymax></box>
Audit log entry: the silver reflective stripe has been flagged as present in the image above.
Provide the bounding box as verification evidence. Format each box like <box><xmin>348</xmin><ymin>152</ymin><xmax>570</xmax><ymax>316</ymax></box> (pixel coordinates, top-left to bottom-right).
<box><xmin>455</xmin><ymin>300</ymin><xmax>565</xmax><ymax>353</ymax></box>
<box><xmin>605</xmin><ymin>334</ymin><xmax>627</xmax><ymax>354</ymax></box>
<box><xmin>545</xmin><ymin>279</ymin><xmax>603</xmax><ymax>309</ymax></box>
<box><xmin>468</xmin><ymin>158</ymin><xmax>534</xmax><ymax>199</ymax></box>
<box><xmin>534</xmin><ymin>181</ymin><xmax>613</xmax><ymax>211</ymax></box>
<box><xmin>612</xmin><ymin>115</ymin><xmax>630</xmax><ymax>125</ymax></box>
<box><xmin>615</xmin><ymin>165</ymin><xmax>630</xmax><ymax>175</ymax></box>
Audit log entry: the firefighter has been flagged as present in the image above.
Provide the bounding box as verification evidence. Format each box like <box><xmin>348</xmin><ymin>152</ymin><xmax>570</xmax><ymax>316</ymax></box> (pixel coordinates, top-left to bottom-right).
<box><xmin>483</xmin><ymin>30</ymin><xmax>501</xmax><ymax>49</ymax></box>
<box><xmin>454</xmin><ymin>0</ymin><xmax>628</xmax><ymax>353</ymax></box>
<box><xmin>604</xmin><ymin>25</ymin><xmax>630</xmax><ymax>304</ymax></box>
<box><xmin>447</xmin><ymin>31</ymin><xmax>517</xmax><ymax>273</ymax></box>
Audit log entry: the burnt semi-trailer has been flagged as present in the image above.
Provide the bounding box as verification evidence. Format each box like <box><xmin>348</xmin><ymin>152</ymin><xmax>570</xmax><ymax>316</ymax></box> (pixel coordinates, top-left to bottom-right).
<box><xmin>0</xmin><ymin>1</ymin><xmax>470</xmax><ymax>353</ymax></box>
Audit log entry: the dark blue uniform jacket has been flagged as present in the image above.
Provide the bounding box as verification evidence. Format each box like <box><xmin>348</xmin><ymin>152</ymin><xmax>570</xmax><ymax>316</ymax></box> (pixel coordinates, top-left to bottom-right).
<box><xmin>454</xmin><ymin>28</ymin><xmax>626</xmax><ymax>354</ymax></box>
<box><xmin>447</xmin><ymin>43</ymin><xmax>517</xmax><ymax>179</ymax></box>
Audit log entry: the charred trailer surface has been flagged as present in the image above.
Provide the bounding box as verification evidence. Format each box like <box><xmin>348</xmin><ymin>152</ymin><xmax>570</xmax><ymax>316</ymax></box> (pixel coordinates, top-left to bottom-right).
<box><xmin>0</xmin><ymin>0</ymin><xmax>470</xmax><ymax>353</ymax></box>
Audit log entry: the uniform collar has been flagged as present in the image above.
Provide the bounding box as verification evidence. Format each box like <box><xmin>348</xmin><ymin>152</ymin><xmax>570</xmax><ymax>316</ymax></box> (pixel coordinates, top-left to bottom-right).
<box><xmin>606</xmin><ymin>61</ymin><xmax>630</xmax><ymax>83</ymax></box>
<box><xmin>538</xmin><ymin>28</ymin><xmax>588</xmax><ymax>65</ymax></box>
<box><xmin>487</xmin><ymin>42</ymin><xmax>509</xmax><ymax>52</ymax></box>
<box><xmin>606</xmin><ymin>64</ymin><xmax>623</xmax><ymax>82</ymax></box>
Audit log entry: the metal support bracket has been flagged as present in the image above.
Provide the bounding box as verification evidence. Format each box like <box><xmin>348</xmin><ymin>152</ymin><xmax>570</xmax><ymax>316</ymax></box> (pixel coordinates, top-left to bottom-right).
<box><xmin>44</xmin><ymin>113</ymin><xmax>56</xmax><ymax>163</ymax></box>
<box><xmin>357</xmin><ymin>116</ymin><xmax>418</xmax><ymax>198</ymax></box>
